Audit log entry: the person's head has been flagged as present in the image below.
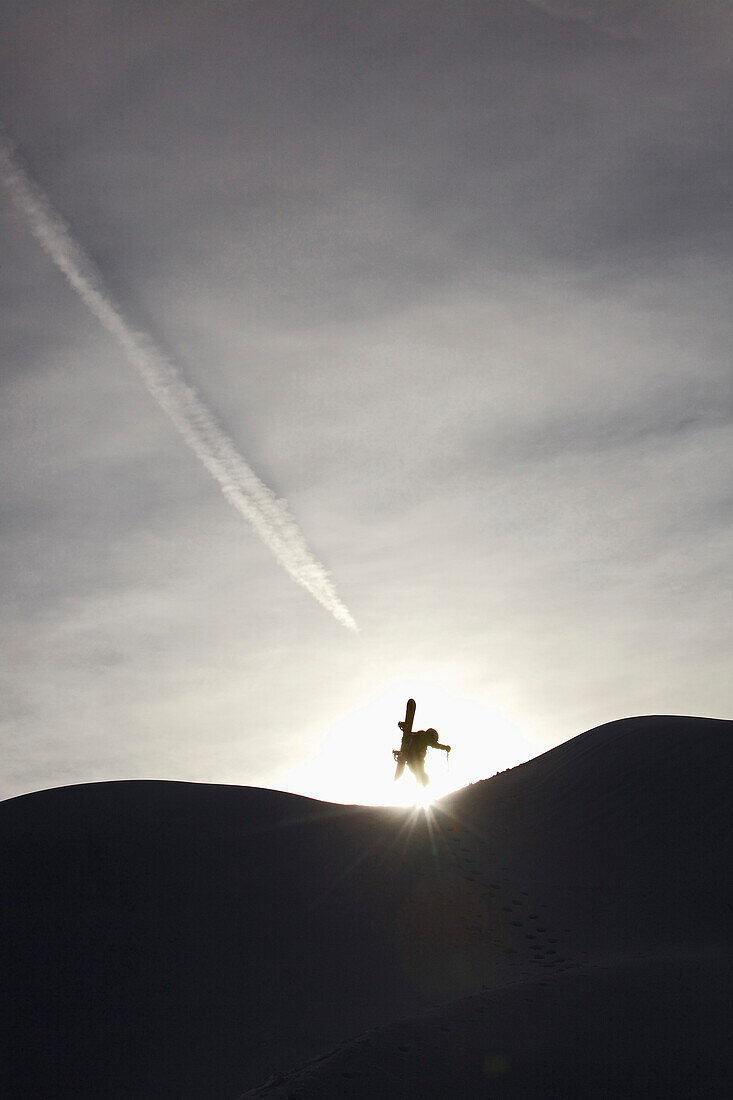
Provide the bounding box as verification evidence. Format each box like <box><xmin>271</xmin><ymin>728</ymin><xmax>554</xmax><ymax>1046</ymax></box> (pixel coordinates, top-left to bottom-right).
<box><xmin>426</xmin><ymin>728</ymin><xmax>439</xmax><ymax>745</ymax></box>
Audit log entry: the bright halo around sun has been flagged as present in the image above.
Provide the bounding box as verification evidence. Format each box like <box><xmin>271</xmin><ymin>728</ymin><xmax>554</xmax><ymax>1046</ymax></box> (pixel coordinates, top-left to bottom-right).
<box><xmin>275</xmin><ymin>675</ymin><xmax>535</xmax><ymax>807</ymax></box>
<box><xmin>414</xmin><ymin>786</ymin><xmax>436</xmax><ymax>810</ymax></box>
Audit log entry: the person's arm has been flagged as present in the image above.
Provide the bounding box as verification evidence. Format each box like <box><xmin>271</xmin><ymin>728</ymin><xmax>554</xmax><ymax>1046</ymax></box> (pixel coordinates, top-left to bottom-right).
<box><xmin>394</xmin><ymin>730</ymin><xmax>414</xmax><ymax>758</ymax></box>
<box><xmin>435</xmin><ymin>742</ymin><xmax>451</xmax><ymax>752</ymax></box>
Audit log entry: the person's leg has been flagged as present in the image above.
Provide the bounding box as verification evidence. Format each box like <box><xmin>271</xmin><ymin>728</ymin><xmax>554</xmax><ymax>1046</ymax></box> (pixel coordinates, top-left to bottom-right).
<box><xmin>408</xmin><ymin>759</ymin><xmax>430</xmax><ymax>787</ymax></box>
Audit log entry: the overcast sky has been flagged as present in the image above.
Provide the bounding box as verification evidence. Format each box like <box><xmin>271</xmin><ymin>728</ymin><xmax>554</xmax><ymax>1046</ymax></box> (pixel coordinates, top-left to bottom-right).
<box><xmin>2</xmin><ymin>0</ymin><xmax>731</xmax><ymax>804</ymax></box>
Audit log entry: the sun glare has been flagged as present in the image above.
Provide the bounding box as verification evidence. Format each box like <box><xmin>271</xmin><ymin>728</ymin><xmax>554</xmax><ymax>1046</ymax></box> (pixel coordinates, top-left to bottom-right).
<box><xmin>276</xmin><ymin>675</ymin><xmax>535</xmax><ymax>807</ymax></box>
<box><xmin>414</xmin><ymin>787</ymin><xmax>436</xmax><ymax>810</ymax></box>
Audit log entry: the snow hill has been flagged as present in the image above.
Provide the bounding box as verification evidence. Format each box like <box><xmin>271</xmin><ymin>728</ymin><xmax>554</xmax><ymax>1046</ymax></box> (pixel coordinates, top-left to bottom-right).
<box><xmin>2</xmin><ymin>716</ymin><xmax>731</xmax><ymax>1098</ymax></box>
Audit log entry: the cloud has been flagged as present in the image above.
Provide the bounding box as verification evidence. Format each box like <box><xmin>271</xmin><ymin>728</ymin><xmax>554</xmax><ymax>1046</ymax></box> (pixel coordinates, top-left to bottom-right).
<box><xmin>523</xmin><ymin>0</ymin><xmax>733</xmax><ymax>42</ymax></box>
<box><xmin>1</xmin><ymin>0</ymin><xmax>730</xmax><ymax>801</ymax></box>
<box><xmin>523</xmin><ymin>0</ymin><xmax>640</xmax><ymax>34</ymax></box>
<box><xmin>0</xmin><ymin>129</ymin><xmax>357</xmax><ymax>631</ymax></box>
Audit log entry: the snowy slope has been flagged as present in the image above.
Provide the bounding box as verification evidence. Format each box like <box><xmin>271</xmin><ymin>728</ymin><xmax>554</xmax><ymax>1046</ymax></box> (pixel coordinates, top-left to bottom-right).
<box><xmin>240</xmin><ymin>716</ymin><xmax>732</xmax><ymax>1097</ymax></box>
<box><xmin>2</xmin><ymin>716</ymin><xmax>731</xmax><ymax>1098</ymax></box>
<box><xmin>242</xmin><ymin>954</ymin><xmax>730</xmax><ymax>1098</ymax></box>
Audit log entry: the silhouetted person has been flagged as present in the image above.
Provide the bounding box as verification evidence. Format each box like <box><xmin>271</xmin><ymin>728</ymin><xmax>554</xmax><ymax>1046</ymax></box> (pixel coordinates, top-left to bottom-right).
<box><xmin>394</xmin><ymin>727</ymin><xmax>451</xmax><ymax>787</ymax></box>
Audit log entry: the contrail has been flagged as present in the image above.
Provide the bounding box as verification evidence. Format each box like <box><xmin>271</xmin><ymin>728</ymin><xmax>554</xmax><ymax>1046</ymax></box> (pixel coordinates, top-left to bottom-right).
<box><xmin>1</xmin><ymin>132</ymin><xmax>357</xmax><ymax>630</ymax></box>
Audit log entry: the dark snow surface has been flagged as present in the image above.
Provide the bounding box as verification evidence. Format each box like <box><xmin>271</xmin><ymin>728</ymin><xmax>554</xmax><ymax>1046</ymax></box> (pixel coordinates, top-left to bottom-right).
<box><xmin>2</xmin><ymin>716</ymin><xmax>731</xmax><ymax>1098</ymax></box>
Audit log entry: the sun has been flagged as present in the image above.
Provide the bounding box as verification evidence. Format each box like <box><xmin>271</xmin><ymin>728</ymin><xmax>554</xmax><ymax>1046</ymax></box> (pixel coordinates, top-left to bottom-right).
<box><xmin>414</xmin><ymin>786</ymin><xmax>436</xmax><ymax>810</ymax></box>
<box><xmin>275</xmin><ymin>674</ymin><xmax>534</xmax><ymax>807</ymax></box>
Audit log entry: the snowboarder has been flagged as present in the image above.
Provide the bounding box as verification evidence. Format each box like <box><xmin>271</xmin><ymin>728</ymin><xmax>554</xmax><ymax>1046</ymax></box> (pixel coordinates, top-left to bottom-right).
<box><xmin>393</xmin><ymin>699</ymin><xmax>451</xmax><ymax>787</ymax></box>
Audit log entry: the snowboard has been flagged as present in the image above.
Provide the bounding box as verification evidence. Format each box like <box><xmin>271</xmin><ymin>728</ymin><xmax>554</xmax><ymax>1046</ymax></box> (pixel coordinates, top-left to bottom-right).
<box><xmin>393</xmin><ymin>698</ymin><xmax>416</xmax><ymax>781</ymax></box>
